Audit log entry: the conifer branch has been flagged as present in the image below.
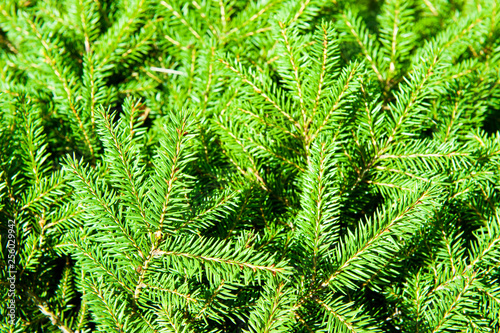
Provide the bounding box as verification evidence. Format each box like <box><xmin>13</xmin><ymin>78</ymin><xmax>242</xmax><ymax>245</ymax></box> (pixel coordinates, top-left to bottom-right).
<box><xmin>307</xmin><ymin>24</ymin><xmax>331</xmax><ymax>128</ymax></box>
<box><xmin>218</xmin><ymin>58</ymin><xmax>301</xmax><ymax>131</ymax></box>
<box><xmin>321</xmin><ymin>187</ymin><xmax>437</xmax><ymax>289</ymax></box>
<box><xmin>224</xmin><ymin>0</ymin><xmax>280</xmax><ymax>39</ymax></box>
<box><xmin>71</xmin><ymin>239</ymin><xmax>135</xmax><ymax>295</ymax></box>
<box><xmin>64</xmin><ymin>157</ymin><xmax>146</xmax><ymax>259</ymax></box>
<box><xmin>154</xmin><ymin>249</ymin><xmax>286</xmax><ymax>275</ymax></box>
<box><xmin>314</xmin><ymin>297</ymin><xmax>380</xmax><ymax>333</ymax></box>
<box><xmin>26</xmin><ymin>288</ymin><xmax>74</xmax><ymax>333</ymax></box>
<box><xmin>278</xmin><ymin>21</ymin><xmax>306</xmax><ymax>126</ymax></box>
<box><xmin>238</xmin><ymin>107</ymin><xmax>298</xmax><ymax>139</ymax></box>
<box><xmin>309</xmin><ymin>62</ymin><xmax>360</xmax><ymax>144</ymax></box>
<box><xmin>96</xmin><ymin>105</ymin><xmax>151</xmax><ymax>231</ymax></box>
<box><xmin>161</xmin><ymin>0</ymin><xmax>202</xmax><ymax>40</ymax></box>
<box><xmin>24</xmin><ymin>18</ymin><xmax>95</xmax><ymax>157</ymax></box>
<box><xmin>340</xmin><ymin>10</ymin><xmax>384</xmax><ymax>82</ymax></box>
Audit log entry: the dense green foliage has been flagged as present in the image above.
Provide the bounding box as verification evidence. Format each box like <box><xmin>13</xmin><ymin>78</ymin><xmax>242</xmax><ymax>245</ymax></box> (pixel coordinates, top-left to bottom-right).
<box><xmin>1</xmin><ymin>0</ymin><xmax>500</xmax><ymax>331</ymax></box>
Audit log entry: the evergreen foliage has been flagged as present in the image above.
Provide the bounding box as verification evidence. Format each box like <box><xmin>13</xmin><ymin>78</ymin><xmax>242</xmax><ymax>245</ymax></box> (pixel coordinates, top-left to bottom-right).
<box><xmin>1</xmin><ymin>0</ymin><xmax>500</xmax><ymax>331</ymax></box>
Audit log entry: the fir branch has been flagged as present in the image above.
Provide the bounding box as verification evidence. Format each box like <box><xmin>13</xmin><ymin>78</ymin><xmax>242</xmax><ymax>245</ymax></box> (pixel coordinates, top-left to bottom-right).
<box><xmin>295</xmin><ymin>137</ymin><xmax>340</xmax><ymax>282</ymax></box>
<box><xmin>314</xmin><ymin>296</ymin><xmax>381</xmax><ymax>333</ymax></box>
<box><xmin>321</xmin><ymin>185</ymin><xmax>440</xmax><ymax>290</ymax></box>
<box><xmin>309</xmin><ymin>61</ymin><xmax>361</xmax><ymax>144</ymax></box>
<box><xmin>25</xmin><ymin>287</ymin><xmax>74</xmax><ymax>333</ymax></box>
<box><xmin>95</xmin><ymin>103</ymin><xmax>151</xmax><ymax>231</ymax></box>
<box><xmin>218</xmin><ymin>57</ymin><xmax>301</xmax><ymax>131</ymax></box>
<box><xmin>277</xmin><ymin>21</ymin><xmax>306</xmax><ymax>126</ymax></box>
<box><xmin>22</xmin><ymin>16</ymin><xmax>95</xmax><ymax>158</ymax></box>
<box><xmin>245</xmin><ymin>281</ymin><xmax>295</xmax><ymax>333</ymax></box>
<box><xmin>63</xmin><ymin>157</ymin><xmax>146</xmax><ymax>259</ymax></box>
<box><xmin>83</xmin><ymin>277</ymin><xmax>131</xmax><ymax>333</ymax></box>
<box><xmin>339</xmin><ymin>9</ymin><xmax>384</xmax><ymax>82</ymax></box>
<box><xmin>160</xmin><ymin>0</ymin><xmax>202</xmax><ymax>41</ymax></box>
